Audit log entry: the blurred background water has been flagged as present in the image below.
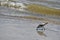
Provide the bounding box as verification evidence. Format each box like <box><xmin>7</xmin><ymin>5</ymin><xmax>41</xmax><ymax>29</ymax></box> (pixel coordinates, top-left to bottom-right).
<box><xmin>0</xmin><ymin>0</ymin><xmax>60</xmax><ymax>40</ymax></box>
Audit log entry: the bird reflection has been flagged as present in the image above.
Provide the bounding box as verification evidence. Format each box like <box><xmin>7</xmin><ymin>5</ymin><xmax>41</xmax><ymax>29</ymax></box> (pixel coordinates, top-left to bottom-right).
<box><xmin>37</xmin><ymin>31</ymin><xmax>47</xmax><ymax>37</ymax></box>
<box><xmin>36</xmin><ymin>22</ymin><xmax>48</xmax><ymax>37</ymax></box>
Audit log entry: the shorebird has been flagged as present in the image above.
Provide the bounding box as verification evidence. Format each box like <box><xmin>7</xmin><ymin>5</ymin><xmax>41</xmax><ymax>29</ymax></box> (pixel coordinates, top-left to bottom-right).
<box><xmin>36</xmin><ymin>22</ymin><xmax>48</xmax><ymax>32</ymax></box>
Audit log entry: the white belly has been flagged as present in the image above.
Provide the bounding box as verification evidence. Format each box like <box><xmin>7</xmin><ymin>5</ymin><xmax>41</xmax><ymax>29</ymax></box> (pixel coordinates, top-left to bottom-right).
<box><xmin>36</xmin><ymin>28</ymin><xmax>45</xmax><ymax>32</ymax></box>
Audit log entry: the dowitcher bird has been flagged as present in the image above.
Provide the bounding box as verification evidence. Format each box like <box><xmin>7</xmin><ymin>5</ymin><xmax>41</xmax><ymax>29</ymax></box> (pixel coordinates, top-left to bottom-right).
<box><xmin>36</xmin><ymin>22</ymin><xmax>48</xmax><ymax>32</ymax></box>
<box><xmin>36</xmin><ymin>22</ymin><xmax>48</xmax><ymax>36</ymax></box>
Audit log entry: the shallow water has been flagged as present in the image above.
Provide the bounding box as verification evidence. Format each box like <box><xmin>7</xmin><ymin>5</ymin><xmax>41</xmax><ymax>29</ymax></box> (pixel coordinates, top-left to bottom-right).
<box><xmin>0</xmin><ymin>0</ymin><xmax>60</xmax><ymax>40</ymax></box>
<box><xmin>0</xmin><ymin>14</ymin><xmax>60</xmax><ymax>40</ymax></box>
